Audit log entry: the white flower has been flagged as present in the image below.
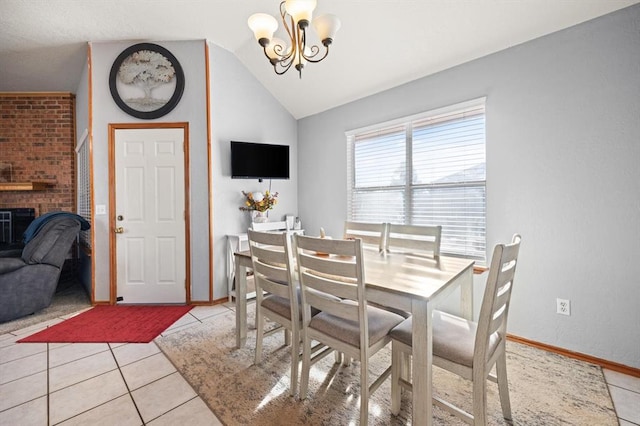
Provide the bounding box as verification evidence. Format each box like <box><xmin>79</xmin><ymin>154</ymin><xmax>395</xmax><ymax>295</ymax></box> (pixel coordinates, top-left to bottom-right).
<box><xmin>252</xmin><ymin>192</ymin><xmax>264</xmax><ymax>202</ymax></box>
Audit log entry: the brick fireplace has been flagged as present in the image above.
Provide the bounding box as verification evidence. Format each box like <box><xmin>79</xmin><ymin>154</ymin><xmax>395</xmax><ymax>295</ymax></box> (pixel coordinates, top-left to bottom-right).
<box><xmin>0</xmin><ymin>93</ymin><xmax>76</xmax><ymax>216</ymax></box>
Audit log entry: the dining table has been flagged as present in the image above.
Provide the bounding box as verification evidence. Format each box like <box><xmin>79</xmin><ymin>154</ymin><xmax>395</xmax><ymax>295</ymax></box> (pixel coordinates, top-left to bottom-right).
<box><xmin>233</xmin><ymin>247</ymin><xmax>475</xmax><ymax>426</ymax></box>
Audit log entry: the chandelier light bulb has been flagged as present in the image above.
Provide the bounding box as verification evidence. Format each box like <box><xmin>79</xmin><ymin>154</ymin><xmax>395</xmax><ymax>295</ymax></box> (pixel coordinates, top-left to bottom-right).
<box><xmin>313</xmin><ymin>14</ymin><xmax>341</xmax><ymax>45</ymax></box>
<box><xmin>284</xmin><ymin>0</ymin><xmax>317</xmax><ymax>26</ymax></box>
<box><xmin>248</xmin><ymin>13</ymin><xmax>278</xmax><ymax>46</ymax></box>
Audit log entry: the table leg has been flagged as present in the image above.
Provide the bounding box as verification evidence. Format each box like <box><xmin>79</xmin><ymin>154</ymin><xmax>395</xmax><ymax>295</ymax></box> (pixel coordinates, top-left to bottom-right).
<box><xmin>235</xmin><ymin>260</ymin><xmax>248</xmax><ymax>348</ymax></box>
<box><xmin>459</xmin><ymin>266</ymin><xmax>474</xmax><ymax>320</ymax></box>
<box><xmin>227</xmin><ymin>238</ymin><xmax>236</xmax><ymax>302</ymax></box>
<box><xmin>412</xmin><ymin>298</ymin><xmax>433</xmax><ymax>426</ymax></box>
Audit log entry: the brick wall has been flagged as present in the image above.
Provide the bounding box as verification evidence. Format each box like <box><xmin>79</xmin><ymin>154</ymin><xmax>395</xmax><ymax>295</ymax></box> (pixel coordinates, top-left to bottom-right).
<box><xmin>0</xmin><ymin>93</ymin><xmax>76</xmax><ymax>215</ymax></box>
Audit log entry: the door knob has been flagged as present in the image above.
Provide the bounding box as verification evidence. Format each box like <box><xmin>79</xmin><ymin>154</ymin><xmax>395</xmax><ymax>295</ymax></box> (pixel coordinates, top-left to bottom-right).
<box><xmin>115</xmin><ymin>227</ymin><xmax>124</xmax><ymax>234</ymax></box>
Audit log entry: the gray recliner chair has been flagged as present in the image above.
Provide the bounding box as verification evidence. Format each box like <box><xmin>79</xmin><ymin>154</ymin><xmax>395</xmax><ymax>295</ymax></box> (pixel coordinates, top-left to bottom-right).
<box><xmin>0</xmin><ymin>216</ymin><xmax>83</xmax><ymax>322</ymax></box>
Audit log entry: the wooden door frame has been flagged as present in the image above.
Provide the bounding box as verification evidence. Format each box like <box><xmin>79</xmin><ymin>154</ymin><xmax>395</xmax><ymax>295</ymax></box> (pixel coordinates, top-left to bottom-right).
<box><xmin>108</xmin><ymin>122</ymin><xmax>191</xmax><ymax>305</ymax></box>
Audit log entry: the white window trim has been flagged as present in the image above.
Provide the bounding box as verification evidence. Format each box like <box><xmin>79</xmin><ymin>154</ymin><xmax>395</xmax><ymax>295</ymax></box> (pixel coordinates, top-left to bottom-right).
<box><xmin>345</xmin><ymin>97</ymin><xmax>486</xmax><ymax>138</ymax></box>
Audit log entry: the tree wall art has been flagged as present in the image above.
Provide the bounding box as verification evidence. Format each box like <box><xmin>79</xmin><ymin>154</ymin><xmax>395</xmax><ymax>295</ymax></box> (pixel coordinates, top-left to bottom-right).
<box><xmin>109</xmin><ymin>43</ymin><xmax>185</xmax><ymax>119</ymax></box>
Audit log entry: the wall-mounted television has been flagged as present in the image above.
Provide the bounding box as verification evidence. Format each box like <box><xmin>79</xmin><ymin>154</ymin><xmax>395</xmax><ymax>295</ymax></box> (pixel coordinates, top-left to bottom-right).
<box><xmin>231</xmin><ymin>141</ymin><xmax>290</xmax><ymax>180</ymax></box>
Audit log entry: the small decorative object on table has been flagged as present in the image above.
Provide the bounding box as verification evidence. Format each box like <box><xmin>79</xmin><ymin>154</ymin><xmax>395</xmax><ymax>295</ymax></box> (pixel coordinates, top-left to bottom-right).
<box><xmin>285</xmin><ymin>215</ymin><xmax>295</xmax><ymax>230</ymax></box>
<box><xmin>316</xmin><ymin>227</ymin><xmax>331</xmax><ymax>255</ymax></box>
<box><xmin>239</xmin><ymin>190</ymin><xmax>278</xmax><ymax>223</ymax></box>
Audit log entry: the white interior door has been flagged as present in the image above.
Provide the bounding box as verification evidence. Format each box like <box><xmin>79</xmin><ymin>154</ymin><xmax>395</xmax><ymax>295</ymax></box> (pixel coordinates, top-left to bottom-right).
<box><xmin>114</xmin><ymin>127</ymin><xmax>186</xmax><ymax>304</ymax></box>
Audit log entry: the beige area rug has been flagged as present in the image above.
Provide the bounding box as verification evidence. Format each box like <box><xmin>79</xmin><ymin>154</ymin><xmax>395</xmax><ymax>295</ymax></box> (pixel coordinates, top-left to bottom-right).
<box><xmin>156</xmin><ymin>305</ymin><xmax>617</xmax><ymax>425</ymax></box>
<box><xmin>0</xmin><ymin>280</ymin><xmax>91</xmax><ymax>335</ymax></box>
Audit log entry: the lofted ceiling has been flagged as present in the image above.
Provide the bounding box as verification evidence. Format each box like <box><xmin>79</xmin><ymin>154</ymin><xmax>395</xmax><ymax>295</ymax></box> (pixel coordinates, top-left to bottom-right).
<box><xmin>1</xmin><ymin>0</ymin><xmax>637</xmax><ymax>119</ymax></box>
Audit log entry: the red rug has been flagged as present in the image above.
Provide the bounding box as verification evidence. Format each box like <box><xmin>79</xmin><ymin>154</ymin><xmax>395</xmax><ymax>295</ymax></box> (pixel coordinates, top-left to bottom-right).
<box><xmin>18</xmin><ymin>305</ymin><xmax>194</xmax><ymax>343</ymax></box>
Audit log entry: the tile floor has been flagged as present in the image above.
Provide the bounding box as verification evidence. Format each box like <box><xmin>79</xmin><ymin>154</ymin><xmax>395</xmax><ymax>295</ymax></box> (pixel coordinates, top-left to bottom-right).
<box><xmin>0</xmin><ymin>304</ymin><xmax>230</xmax><ymax>426</ymax></box>
<box><xmin>1</xmin><ymin>303</ymin><xmax>639</xmax><ymax>425</ymax></box>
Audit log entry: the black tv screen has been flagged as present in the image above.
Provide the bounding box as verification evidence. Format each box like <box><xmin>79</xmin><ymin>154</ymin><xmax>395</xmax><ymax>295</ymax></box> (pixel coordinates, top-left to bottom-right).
<box><xmin>231</xmin><ymin>141</ymin><xmax>290</xmax><ymax>180</ymax></box>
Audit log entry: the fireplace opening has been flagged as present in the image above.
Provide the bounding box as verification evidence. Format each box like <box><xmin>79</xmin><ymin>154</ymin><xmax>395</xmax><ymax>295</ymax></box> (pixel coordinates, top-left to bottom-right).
<box><xmin>0</xmin><ymin>208</ymin><xmax>36</xmax><ymax>249</ymax></box>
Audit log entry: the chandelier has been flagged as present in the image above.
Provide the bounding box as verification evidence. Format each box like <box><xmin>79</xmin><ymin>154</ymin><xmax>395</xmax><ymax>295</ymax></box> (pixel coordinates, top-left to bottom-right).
<box><xmin>248</xmin><ymin>0</ymin><xmax>341</xmax><ymax>78</ymax></box>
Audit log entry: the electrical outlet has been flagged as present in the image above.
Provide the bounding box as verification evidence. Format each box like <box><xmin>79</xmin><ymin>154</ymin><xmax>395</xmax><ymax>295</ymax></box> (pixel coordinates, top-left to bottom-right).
<box><xmin>556</xmin><ymin>298</ymin><xmax>570</xmax><ymax>316</ymax></box>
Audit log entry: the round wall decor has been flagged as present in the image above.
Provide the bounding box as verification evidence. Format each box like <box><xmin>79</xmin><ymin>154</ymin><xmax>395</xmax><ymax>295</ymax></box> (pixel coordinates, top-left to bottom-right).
<box><xmin>109</xmin><ymin>43</ymin><xmax>185</xmax><ymax>119</ymax></box>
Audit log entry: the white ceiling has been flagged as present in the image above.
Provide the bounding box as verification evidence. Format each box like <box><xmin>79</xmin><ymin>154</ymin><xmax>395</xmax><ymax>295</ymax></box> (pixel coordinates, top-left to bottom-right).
<box><xmin>1</xmin><ymin>0</ymin><xmax>637</xmax><ymax>119</ymax></box>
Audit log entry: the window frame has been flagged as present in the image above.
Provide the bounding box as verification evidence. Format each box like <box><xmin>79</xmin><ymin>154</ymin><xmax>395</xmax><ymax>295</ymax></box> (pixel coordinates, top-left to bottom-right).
<box><xmin>346</xmin><ymin>97</ymin><xmax>487</xmax><ymax>262</ymax></box>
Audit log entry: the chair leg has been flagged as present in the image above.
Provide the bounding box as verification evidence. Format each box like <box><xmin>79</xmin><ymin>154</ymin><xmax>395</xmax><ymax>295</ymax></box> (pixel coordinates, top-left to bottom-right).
<box><xmin>254</xmin><ymin>307</ymin><xmax>263</xmax><ymax>364</ymax></box>
<box><xmin>360</xmin><ymin>357</ymin><xmax>369</xmax><ymax>425</ymax></box>
<box><xmin>472</xmin><ymin>368</ymin><xmax>488</xmax><ymax>426</ymax></box>
<box><xmin>290</xmin><ymin>329</ymin><xmax>299</xmax><ymax>397</ymax></box>
<box><xmin>496</xmin><ymin>351</ymin><xmax>512</xmax><ymax>421</ymax></box>
<box><xmin>391</xmin><ymin>342</ymin><xmax>402</xmax><ymax>415</ymax></box>
<box><xmin>284</xmin><ymin>328</ymin><xmax>292</xmax><ymax>346</ymax></box>
<box><xmin>401</xmin><ymin>351</ymin><xmax>411</xmax><ymax>383</ymax></box>
<box><xmin>299</xmin><ymin>333</ymin><xmax>312</xmax><ymax>400</ymax></box>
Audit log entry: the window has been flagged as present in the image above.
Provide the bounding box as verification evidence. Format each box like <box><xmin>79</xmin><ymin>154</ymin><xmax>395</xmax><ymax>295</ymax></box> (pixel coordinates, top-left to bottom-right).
<box><xmin>346</xmin><ymin>98</ymin><xmax>486</xmax><ymax>262</ymax></box>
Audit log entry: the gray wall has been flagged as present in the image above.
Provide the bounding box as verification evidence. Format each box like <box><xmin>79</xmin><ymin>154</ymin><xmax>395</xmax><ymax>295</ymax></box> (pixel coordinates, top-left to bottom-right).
<box><xmin>297</xmin><ymin>6</ymin><xmax>640</xmax><ymax>368</ymax></box>
<box><xmin>208</xmin><ymin>43</ymin><xmax>298</xmax><ymax>300</ymax></box>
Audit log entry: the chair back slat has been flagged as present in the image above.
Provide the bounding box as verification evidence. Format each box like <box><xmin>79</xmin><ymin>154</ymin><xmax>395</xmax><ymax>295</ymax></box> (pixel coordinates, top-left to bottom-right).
<box><xmin>493</xmin><ymin>282</ymin><xmax>512</xmax><ymax>314</ymax></box>
<box><xmin>249</xmin><ymin>228</ymin><xmax>288</xmax><ymax>245</ymax></box>
<box><xmin>255</xmin><ymin>274</ymin><xmax>290</xmax><ymax>298</ymax></box>
<box><xmin>386</xmin><ymin>224</ymin><xmax>442</xmax><ymax>259</ymax></box>
<box><xmin>305</xmin><ymin>288</ymin><xmax>360</xmax><ymax>322</ymax></box>
<box><xmin>298</xmin><ymin>253</ymin><xmax>358</xmax><ymax>279</ymax></box>
<box><xmin>251</xmin><ymin>220</ymin><xmax>288</xmax><ymax>232</ymax></box>
<box><xmin>298</xmin><ymin>234</ymin><xmax>360</xmax><ymax>257</ymax></box>
<box><xmin>253</xmin><ymin>261</ymin><xmax>289</xmax><ymax>289</ymax></box>
<box><xmin>343</xmin><ymin>221</ymin><xmax>386</xmax><ymax>252</ymax></box>
<box><xmin>300</xmin><ymin>270</ymin><xmax>359</xmax><ymax>300</ymax></box>
<box><xmin>475</xmin><ymin>234</ymin><xmax>521</xmax><ymax>361</ymax></box>
<box><xmin>251</xmin><ymin>244</ymin><xmax>286</xmax><ymax>266</ymax></box>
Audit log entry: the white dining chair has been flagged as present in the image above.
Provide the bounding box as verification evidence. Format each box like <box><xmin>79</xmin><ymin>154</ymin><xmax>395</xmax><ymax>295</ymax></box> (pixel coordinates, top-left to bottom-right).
<box><xmin>295</xmin><ymin>234</ymin><xmax>404</xmax><ymax>425</ymax></box>
<box><xmin>248</xmin><ymin>229</ymin><xmax>337</xmax><ymax>397</ymax></box>
<box><xmin>247</xmin><ymin>229</ymin><xmax>301</xmax><ymax>396</ymax></box>
<box><xmin>389</xmin><ymin>234</ymin><xmax>522</xmax><ymax>425</ymax></box>
<box><xmin>385</xmin><ymin>223</ymin><xmax>442</xmax><ymax>260</ymax></box>
<box><xmin>343</xmin><ymin>221</ymin><xmax>387</xmax><ymax>252</ymax></box>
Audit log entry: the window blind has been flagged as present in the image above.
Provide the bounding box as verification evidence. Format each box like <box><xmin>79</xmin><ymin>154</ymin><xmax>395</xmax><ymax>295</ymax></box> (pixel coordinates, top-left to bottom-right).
<box><xmin>347</xmin><ymin>99</ymin><xmax>486</xmax><ymax>261</ymax></box>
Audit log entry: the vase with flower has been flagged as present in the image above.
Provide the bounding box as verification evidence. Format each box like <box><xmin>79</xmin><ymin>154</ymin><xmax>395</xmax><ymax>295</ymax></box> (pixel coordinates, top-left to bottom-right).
<box><xmin>239</xmin><ymin>190</ymin><xmax>278</xmax><ymax>223</ymax></box>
